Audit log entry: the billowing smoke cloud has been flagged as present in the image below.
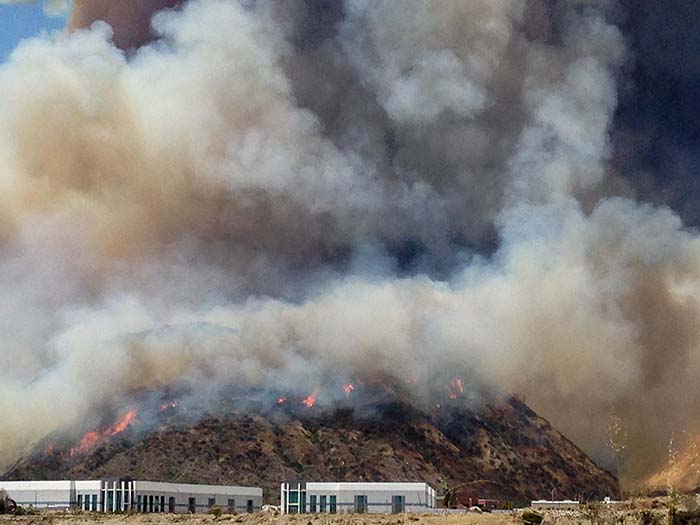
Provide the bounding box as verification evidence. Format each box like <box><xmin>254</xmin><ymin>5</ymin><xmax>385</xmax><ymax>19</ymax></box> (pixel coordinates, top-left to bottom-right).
<box><xmin>0</xmin><ymin>0</ymin><xmax>696</xmax><ymax>482</ymax></box>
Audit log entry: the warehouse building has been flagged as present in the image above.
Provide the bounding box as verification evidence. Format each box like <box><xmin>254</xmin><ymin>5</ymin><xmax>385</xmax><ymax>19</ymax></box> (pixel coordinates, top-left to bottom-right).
<box><xmin>280</xmin><ymin>481</ymin><xmax>436</xmax><ymax>514</ymax></box>
<box><xmin>531</xmin><ymin>500</ymin><xmax>580</xmax><ymax>511</ymax></box>
<box><xmin>0</xmin><ymin>479</ymin><xmax>262</xmax><ymax>513</ymax></box>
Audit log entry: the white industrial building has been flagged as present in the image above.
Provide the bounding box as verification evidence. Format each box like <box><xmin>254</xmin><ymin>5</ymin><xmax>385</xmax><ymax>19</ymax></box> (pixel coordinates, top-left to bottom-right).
<box><xmin>531</xmin><ymin>500</ymin><xmax>580</xmax><ymax>511</ymax></box>
<box><xmin>0</xmin><ymin>479</ymin><xmax>262</xmax><ymax>514</ymax></box>
<box><xmin>280</xmin><ymin>481</ymin><xmax>436</xmax><ymax>514</ymax></box>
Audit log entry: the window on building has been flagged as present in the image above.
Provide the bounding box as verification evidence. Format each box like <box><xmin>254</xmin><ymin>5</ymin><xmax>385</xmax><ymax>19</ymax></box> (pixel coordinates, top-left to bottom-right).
<box><xmin>227</xmin><ymin>499</ymin><xmax>235</xmax><ymax>513</ymax></box>
<box><xmin>84</xmin><ymin>496</ymin><xmax>90</xmax><ymax>511</ymax></box>
<box><xmin>154</xmin><ymin>495</ymin><xmax>160</xmax><ymax>513</ymax></box>
<box><xmin>247</xmin><ymin>499</ymin><xmax>254</xmax><ymax>513</ymax></box>
<box><xmin>92</xmin><ymin>495</ymin><xmax>98</xmax><ymax>512</ymax></box>
<box><xmin>116</xmin><ymin>491</ymin><xmax>122</xmax><ymax>512</ymax></box>
<box><xmin>320</xmin><ymin>495</ymin><xmax>327</xmax><ymax>513</ymax></box>
<box><xmin>77</xmin><ymin>495</ymin><xmax>83</xmax><ymax>509</ymax></box>
<box><xmin>288</xmin><ymin>489</ymin><xmax>298</xmax><ymax>513</ymax></box>
<box><xmin>208</xmin><ymin>498</ymin><xmax>216</xmax><ymax>509</ymax></box>
<box><xmin>169</xmin><ymin>497</ymin><xmax>175</xmax><ymax>513</ymax></box>
<box><xmin>354</xmin><ymin>495</ymin><xmax>368</xmax><ymax>514</ymax></box>
<box><xmin>329</xmin><ymin>495</ymin><xmax>337</xmax><ymax>514</ymax></box>
<box><xmin>188</xmin><ymin>497</ymin><xmax>196</xmax><ymax>514</ymax></box>
<box><xmin>392</xmin><ymin>495</ymin><xmax>405</xmax><ymax>514</ymax></box>
<box><xmin>300</xmin><ymin>491</ymin><xmax>306</xmax><ymax>513</ymax></box>
<box><xmin>149</xmin><ymin>495</ymin><xmax>154</xmax><ymax>513</ymax></box>
<box><xmin>137</xmin><ymin>496</ymin><xmax>142</xmax><ymax>512</ymax></box>
<box><xmin>160</xmin><ymin>496</ymin><xmax>165</xmax><ymax>513</ymax></box>
<box><xmin>107</xmin><ymin>491</ymin><xmax>114</xmax><ymax>512</ymax></box>
<box><xmin>309</xmin><ymin>495</ymin><xmax>317</xmax><ymax>513</ymax></box>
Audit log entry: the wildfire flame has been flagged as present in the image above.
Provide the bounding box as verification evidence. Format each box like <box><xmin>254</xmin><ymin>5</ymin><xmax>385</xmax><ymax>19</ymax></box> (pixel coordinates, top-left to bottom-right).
<box><xmin>448</xmin><ymin>376</ymin><xmax>464</xmax><ymax>400</ymax></box>
<box><xmin>70</xmin><ymin>409</ymin><xmax>138</xmax><ymax>457</ymax></box>
<box><xmin>160</xmin><ymin>401</ymin><xmax>178</xmax><ymax>412</ymax></box>
<box><xmin>343</xmin><ymin>383</ymin><xmax>355</xmax><ymax>397</ymax></box>
<box><xmin>110</xmin><ymin>410</ymin><xmax>137</xmax><ymax>435</ymax></box>
<box><xmin>70</xmin><ymin>431</ymin><xmax>101</xmax><ymax>457</ymax></box>
<box><xmin>302</xmin><ymin>389</ymin><xmax>319</xmax><ymax>408</ymax></box>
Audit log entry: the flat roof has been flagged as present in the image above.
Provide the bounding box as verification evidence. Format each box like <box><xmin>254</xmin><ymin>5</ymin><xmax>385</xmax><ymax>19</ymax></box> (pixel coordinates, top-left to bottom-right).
<box><xmin>0</xmin><ymin>481</ymin><xmax>74</xmax><ymax>490</ymax></box>
<box><xmin>284</xmin><ymin>482</ymin><xmax>433</xmax><ymax>491</ymax></box>
<box><xmin>134</xmin><ymin>481</ymin><xmax>261</xmax><ymax>496</ymax></box>
<box><xmin>531</xmin><ymin>500</ymin><xmax>580</xmax><ymax>504</ymax></box>
<box><xmin>0</xmin><ymin>480</ymin><xmax>261</xmax><ymax>496</ymax></box>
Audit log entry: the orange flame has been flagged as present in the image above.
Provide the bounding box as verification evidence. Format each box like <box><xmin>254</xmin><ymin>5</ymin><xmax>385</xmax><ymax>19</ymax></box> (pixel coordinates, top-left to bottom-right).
<box><xmin>160</xmin><ymin>401</ymin><xmax>178</xmax><ymax>411</ymax></box>
<box><xmin>110</xmin><ymin>410</ymin><xmax>137</xmax><ymax>435</ymax></box>
<box><xmin>343</xmin><ymin>383</ymin><xmax>355</xmax><ymax>397</ymax></box>
<box><xmin>448</xmin><ymin>376</ymin><xmax>464</xmax><ymax>400</ymax></box>
<box><xmin>302</xmin><ymin>389</ymin><xmax>319</xmax><ymax>408</ymax></box>
<box><xmin>70</xmin><ymin>409</ymin><xmax>138</xmax><ymax>457</ymax></box>
<box><xmin>70</xmin><ymin>431</ymin><xmax>100</xmax><ymax>457</ymax></box>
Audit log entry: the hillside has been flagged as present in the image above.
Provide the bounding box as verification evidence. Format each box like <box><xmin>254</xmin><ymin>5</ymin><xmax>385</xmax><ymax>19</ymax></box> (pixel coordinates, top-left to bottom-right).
<box><xmin>3</xmin><ymin>397</ymin><xmax>618</xmax><ymax>505</ymax></box>
<box><xmin>646</xmin><ymin>437</ymin><xmax>700</xmax><ymax>493</ymax></box>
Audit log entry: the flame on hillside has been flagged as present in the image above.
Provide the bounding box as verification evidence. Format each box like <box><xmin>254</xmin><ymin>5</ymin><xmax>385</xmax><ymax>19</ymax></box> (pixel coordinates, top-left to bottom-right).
<box><xmin>448</xmin><ymin>377</ymin><xmax>464</xmax><ymax>400</ymax></box>
<box><xmin>70</xmin><ymin>409</ymin><xmax>138</xmax><ymax>457</ymax></box>
<box><xmin>302</xmin><ymin>389</ymin><xmax>319</xmax><ymax>408</ymax></box>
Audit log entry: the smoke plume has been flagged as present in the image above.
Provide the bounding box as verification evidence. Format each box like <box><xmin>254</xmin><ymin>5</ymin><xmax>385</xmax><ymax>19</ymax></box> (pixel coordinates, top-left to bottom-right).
<box><xmin>0</xmin><ymin>0</ymin><xmax>696</xmax><ymax>482</ymax></box>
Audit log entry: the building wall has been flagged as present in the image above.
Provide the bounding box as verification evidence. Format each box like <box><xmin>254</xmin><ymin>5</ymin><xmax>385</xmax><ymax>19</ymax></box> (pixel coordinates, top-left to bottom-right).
<box><xmin>281</xmin><ymin>482</ymin><xmax>436</xmax><ymax>514</ymax></box>
<box><xmin>133</xmin><ymin>481</ymin><xmax>262</xmax><ymax>514</ymax></box>
<box><xmin>531</xmin><ymin>500</ymin><xmax>580</xmax><ymax>511</ymax></box>
<box><xmin>74</xmin><ymin>480</ymin><xmax>103</xmax><ymax>511</ymax></box>
<box><xmin>0</xmin><ymin>480</ymin><xmax>262</xmax><ymax>514</ymax></box>
<box><xmin>0</xmin><ymin>481</ymin><xmax>76</xmax><ymax>510</ymax></box>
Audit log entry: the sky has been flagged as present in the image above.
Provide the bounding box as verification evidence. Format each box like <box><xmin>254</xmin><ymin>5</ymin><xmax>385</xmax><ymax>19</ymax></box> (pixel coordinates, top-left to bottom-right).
<box><xmin>0</xmin><ymin>3</ymin><xmax>65</xmax><ymax>61</ymax></box>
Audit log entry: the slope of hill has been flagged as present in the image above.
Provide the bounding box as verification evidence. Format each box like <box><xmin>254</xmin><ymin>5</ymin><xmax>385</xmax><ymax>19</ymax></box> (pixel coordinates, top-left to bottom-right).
<box><xmin>646</xmin><ymin>438</ymin><xmax>700</xmax><ymax>493</ymax></box>
<box><xmin>2</xmin><ymin>397</ymin><xmax>618</xmax><ymax>505</ymax></box>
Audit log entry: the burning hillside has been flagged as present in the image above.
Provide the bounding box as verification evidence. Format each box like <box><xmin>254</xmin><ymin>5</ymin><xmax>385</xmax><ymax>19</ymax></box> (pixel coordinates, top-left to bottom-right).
<box><xmin>3</xmin><ymin>393</ymin><xmax>619</xmax><ymax>505</ymax></box>
<box><xmin>68</xmin><ymin>409</ymin><xmax>138</xmax><ymax>457</ymax></box>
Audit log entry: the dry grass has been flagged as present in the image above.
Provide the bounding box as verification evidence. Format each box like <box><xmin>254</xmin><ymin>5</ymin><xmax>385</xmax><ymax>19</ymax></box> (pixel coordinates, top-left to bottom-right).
<box><xmin>0</xmin><ymin>513</ymin><xmax>509</xmax><ymax>525</ymax></box>
<box><xmin>0</xmin><ymin>499</ymin><xmax>682</xmax><ymax>525</ymax></box>
<box><xmin>0</xmin><ymin>507</ymin><xmax>671</xmax><ymax>525</ymax></box>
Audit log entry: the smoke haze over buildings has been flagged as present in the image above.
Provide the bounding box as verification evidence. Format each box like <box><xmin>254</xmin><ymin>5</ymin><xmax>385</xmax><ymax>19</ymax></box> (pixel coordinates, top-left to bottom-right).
<box><xmin>0</xmin><ymin>0</ymin><xmax>698</xmax><ymax>481</ymax></box>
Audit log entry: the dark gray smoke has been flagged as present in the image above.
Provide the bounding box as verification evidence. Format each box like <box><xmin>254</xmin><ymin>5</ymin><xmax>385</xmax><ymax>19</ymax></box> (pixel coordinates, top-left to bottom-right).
<box><xmin>0</xmin><ymin>0</ymin><xmax>696</xmax><ymax>483</ymax></box>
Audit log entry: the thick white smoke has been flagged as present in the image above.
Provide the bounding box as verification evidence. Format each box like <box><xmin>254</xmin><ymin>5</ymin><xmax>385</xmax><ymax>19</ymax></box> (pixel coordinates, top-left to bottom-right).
<box><xmin>0</xmin><ymin>0</ymin><xmax>696</xmax><ymax>481</ymax></box>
